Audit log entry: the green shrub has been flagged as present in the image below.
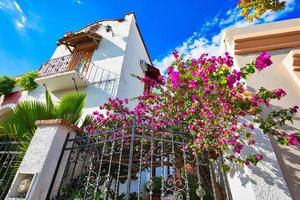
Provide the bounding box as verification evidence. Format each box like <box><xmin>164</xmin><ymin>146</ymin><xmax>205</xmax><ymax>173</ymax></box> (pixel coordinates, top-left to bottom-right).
<box><xmin>16</xmin><ymin>71</ymin><xmax>39</xmax><ymax>91</ymax></box>
<box><xmin>0</xmin><ymin>76</ymin><xmax>15</xmax><ymax>95</ymax></box>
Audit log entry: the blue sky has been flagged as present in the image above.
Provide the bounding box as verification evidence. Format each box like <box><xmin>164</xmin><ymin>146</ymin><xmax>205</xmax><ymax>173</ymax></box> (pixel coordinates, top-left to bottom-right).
<box><xmin>0</xmin><ymin>0</ymin><xmax>299</xmax><ymax>76</ymax></box>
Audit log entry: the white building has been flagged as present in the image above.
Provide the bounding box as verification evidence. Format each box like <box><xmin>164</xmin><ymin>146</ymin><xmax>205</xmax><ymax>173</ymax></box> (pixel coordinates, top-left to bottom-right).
<box><xmin>1</xmin><ymin>13</ymin><xmax>300</xmax><ymax>200</ymax></box>
<box><xmin>0</xmin><ymin>12</ymin><xmax>160</xmax><ymax>120</ymax></box>
<box><xmin>222</xmin><ymin>18</ymin><xmax>300</xmax><ymax>200</ymax></box>
<box><xmin>1</xmin><ymin>12</ymin><xmax>162</xmax><ymax>200</ymax></box>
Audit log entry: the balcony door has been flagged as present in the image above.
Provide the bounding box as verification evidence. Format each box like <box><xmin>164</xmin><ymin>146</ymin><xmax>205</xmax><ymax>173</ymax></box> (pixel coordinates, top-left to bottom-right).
<box><xmin>67</xmin><ymin>45</ymin><xmax>94</xmax><ymax>74</ymax></box>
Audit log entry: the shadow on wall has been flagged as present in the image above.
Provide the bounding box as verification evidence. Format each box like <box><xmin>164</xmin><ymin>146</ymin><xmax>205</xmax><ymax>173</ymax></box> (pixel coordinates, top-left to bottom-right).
<box><xmin>231</xmin><ymin>86</ymin><xmax>300</xmax><ymax>199</ymax></box>
<box><xmin>83</xmin><ymin>85</ymin><xmax>112</xmax><ymax>109</ymax></box>
<box><xmin>92</xmin><ymin>38</ymin><xmax>125</xmax><ymax>60</ymax></box>
<box><xmin>229</xmin><ymin>116</ymin><xmax>292</xmax><ymax>198</ymax></box>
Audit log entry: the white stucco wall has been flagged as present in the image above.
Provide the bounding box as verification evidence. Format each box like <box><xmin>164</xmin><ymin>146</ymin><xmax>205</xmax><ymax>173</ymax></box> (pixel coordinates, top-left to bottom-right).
<box><xmin>117</xmin><ymin>14</ymin><xmax>151</xmax><ymax>108</ymax></box>
<box><xmin>0</xmin><ymin>13</ymin><xmax>157</xmax><ymax>199</ymax></box>
<box><xmin>50</xmin><ymin>45</ymin><xmax>71</xmax><ymax>60</ymax></box>
<box><xmin>222</xmin><ymin>18</ymin><xmax>300</xmax><ymax>200</ymax></box>
<box><xmin>6</xmin><ymin>124</ymin><xmax>76</xmax><ymax>200</ymax></box>
<box><xmin>0</xmin><ymin>13</ymin><xmax>150</xmax><ymax>120</ymax></box>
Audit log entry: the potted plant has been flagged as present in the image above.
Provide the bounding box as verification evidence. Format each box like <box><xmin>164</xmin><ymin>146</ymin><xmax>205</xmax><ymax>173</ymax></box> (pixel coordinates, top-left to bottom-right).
<box><xmin>16</xmin><ymin>71</ymin><xmax>39</xmax><ymax>91</ymax></box>
<box><xmin>0</xmin><ymin>75</ymin><xmax>15</xmax><ymax>96</ymax></box>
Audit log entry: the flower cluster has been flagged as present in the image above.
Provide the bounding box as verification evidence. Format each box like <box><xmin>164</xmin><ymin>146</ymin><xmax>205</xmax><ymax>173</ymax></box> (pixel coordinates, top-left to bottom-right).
<box><xmin>89</xmin><ymin>51</ymin><xmax>299</xmax><ymax>170</ymax></box>
<box><xmin>255</xmin><ymin>51</ymin><xmax>273</xmax><ymax>71</ymax></box>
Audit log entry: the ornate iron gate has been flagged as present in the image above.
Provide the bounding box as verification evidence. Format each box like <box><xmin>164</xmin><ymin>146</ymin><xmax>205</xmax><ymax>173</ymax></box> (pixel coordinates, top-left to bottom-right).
<box><xmin>0</xmin><ymin>141</ymin><xmax>26</xmax><ymax>200</ymax></box>
<box><xmin>54</xmin><ymin>119</ymin><xmax>229</xmax><ymax>200</ymax></box>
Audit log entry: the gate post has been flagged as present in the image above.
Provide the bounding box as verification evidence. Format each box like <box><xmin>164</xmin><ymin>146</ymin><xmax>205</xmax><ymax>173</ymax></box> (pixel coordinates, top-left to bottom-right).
<box><xmin>5</xmin><ymin>119</ymin><xmax>79</xmax><ymax>200</ymax></box>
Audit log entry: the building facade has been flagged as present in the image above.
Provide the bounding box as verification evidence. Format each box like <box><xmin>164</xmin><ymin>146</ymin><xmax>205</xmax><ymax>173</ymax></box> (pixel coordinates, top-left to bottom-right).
<box><xmin>0</xmin><ymin>12</ymin><xmax>159</xmax><ymax>121</ymax></box>
<box><xmin>223</xmin><ymin>18</ymin><xmax>300</xmax><ymax>200</ymax></box>
<box><xmin>0</xmin><ymin>12</ymin><xmax>299</xmax><ymax>200</ymax></box>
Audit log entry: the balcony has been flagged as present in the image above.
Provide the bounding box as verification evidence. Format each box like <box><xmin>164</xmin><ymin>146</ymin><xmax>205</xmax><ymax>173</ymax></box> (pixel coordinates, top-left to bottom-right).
<box><xmin>35</xmin><ymin>55</ymin><xmax>119</xmax><ymax>95</ymax></box>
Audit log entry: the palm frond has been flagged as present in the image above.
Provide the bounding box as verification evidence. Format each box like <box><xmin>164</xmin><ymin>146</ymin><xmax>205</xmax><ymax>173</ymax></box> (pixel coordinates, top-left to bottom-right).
<box><xmin>0</xmin><ymin>91</ymin><xmax>87</xmax><ymax>144</ymax></box>
<box><xmin>80</xmin><ymin>114</ymin><xmax>93</xmax><ymax>128</ymax></box>
<box><xmin>0</xmin><ymin>100</ymin><xmax>53</xmax><ymax>142</ymax></box>
<box><xmin>56</xmin><ymin>92</ymin><xmax>86</xmax><ymax>124</ymax></box>
<box><xmin>45</xmin><ymin>87</ymin><xmax>54</xmax><ymax>113</ymax></box>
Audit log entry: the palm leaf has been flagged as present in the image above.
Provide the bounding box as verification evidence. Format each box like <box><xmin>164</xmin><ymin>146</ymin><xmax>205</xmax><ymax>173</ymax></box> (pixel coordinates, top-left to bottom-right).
<box><xmin>45</xmin><ymin>87</ymin><xmax>54</xmax><ymax>113</ymax></box>
<box><xmin>56</xmin><ymin>92</ymin><xmax>86</xmax><ymax>125</ymax></box>
<box><xmin>0</xmin><ymin>91</ymin><xmax>86</xmax><ymax>144</ymax></box>
<box><xmin>0</xmin><ymin>101</ymin><xmax>53</xmax><ymax>142</ymax></box>
<box><xmin>80</xmin><ymin>114</ymin><xmax>93</xmax><ymax>128</ymax></box>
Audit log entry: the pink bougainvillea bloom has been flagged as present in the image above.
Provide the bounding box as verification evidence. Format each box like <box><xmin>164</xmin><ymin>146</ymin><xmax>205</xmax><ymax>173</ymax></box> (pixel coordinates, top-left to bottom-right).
<box><xmin>232</xmin><ymin>69</ymin><xmax>242</xmax><ymax>81</ymax></box>
<box><xmin>230</xmin><ymin>139</ymin><xmax>237</xmax><ymax>146</ymax></box>
<box><xmin>255</xmin><ymin>51</ymin><xmax>272</xmax><ymax>71</ymax></box>
<box><xmin>234</xmin><ymin>144</ymin><xmax>243</xmax><ymax>153</ymax></box>
<box><xmin>225</xmin><ymin>52</ymin><xmax>234</xmax><ymax>67</ymax></box>
<box><xmin>256</xmin><ymin>154</ymin><xmax>263</xmax><ymax>161</ymax></box>
<box><xmin>188</xmin><ymin>124</ymin><xmax>195</xmax><ymax>131</ymax></box>
<box><xmin>172</xmin><ymin>50</ymin><xmax>179</xmax><ymax>58</ymax></box>
<box><xmin>245</xmin><ymin>160</ymin><xmax>250</xmax><ymax>165</ymax></box>
<box><xmin>288</xmin><ymin>134</ymin><xmax>299</xmax><ymax>145</ymax></box>
<box><xmin>188</xmin><ymin>80</ymin><xmax>198</xmax><ymax>89</ymax></box>
<box><xmin>88</xmin><ymin>50</ymin><xmax>299</xmax><ymax>170</ymax></box>
<box><xmin>226</xmin><ymin>75</ymin><xmax>235</xmax><ymax>88</ymax></box>
<box><xmin>290</xmin><ymin>106</ymin><xmax>299</xmax><ymax>114</ymax></box>
<box><xmin>248</xmin><ymin>140</ymin><xmax>256</xmax><ymax>145</ymax></box>
<box><xmin>171</xmin><ymin>71</ymin><xmax>180</xmax><ymax>89</ymax></box>
<box><xmin>167</xmin><ymin>66</ymin><xmax>173</xmax><ymax>74</ymax></box>
<box><xmin>231</xmin><ymin>125</ymin><xmax>238</xmax><ymax>132</ymax></box>
<box><xmin>93</xmin><ymin>111</ymin><xmax>100</xmax><ymax>115</ymax></box>
<box><xmin>289</xmin><ymin>138</ymin><xmax>298</xmax><ymax>145</ymax></box>
<box><xmin>274</xmin><ymin>88</ymin><xmax>286</xmax><ymax>98</ymax></box>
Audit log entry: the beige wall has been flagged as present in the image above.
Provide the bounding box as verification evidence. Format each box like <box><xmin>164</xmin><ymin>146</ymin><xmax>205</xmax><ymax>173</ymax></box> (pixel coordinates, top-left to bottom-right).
<box><xmin>224</xmin><ymin>18</ymin><xmax>300</xmax><ymax>200</ymax></box>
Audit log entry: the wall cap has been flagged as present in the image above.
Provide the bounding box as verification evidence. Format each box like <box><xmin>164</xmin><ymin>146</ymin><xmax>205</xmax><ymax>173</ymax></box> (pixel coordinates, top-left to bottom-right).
<box><xmin>35</xmin><ymin>119</ymin><xmax>83</xmax><ymax>133</ymax></box>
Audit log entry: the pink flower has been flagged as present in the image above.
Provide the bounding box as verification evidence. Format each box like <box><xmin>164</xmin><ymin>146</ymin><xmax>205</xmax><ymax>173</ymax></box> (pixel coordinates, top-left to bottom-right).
<box><xmin>188</xmin><ymin>124</ymin><xmax>195</xmax><ymax>131</ymax></box>
<box><xmin>288</xmin><ymin>134</ymin><xmax>299</xmax><ymax>145</ymax></box>
<box><xmin>232</xmin><ymin>69</ymin><xmax>242</xmax><ymax>81</ymax></box>
<box><xmin>172</xmin><ymin>50</ymin><xmax>179</xmax><ymax>58</ymax></box>
<box><xmin>231</xmin><ymin>125</ymin><xmax>238</xmax><ymax>132</ymax></box>
<box><xmin>167</xmin><ymin>66</ymin><xmax>173</xmax><ymax>74</ymax></box>
<box><xmin>234</xmin><ymin>144</ymin><xmax>243</xmax><ymax>153</ymax></box>
<box><xmin>157</xmin><ymin>75</ymin><xmax>165</xmax><ymax>85</ymax></box>
<box><xmin>255</xmin><ymin>154</ymin><xmax>263</xmax><ymax>161</ymax></box>
<box><xmin>290</xmin><ymin>106</ymin><xmax>299</xmax><ymax>114</ymax></box>
<box><xmin>188</xmin><ymin>80</ymin><xmax>198</xmax><ymax>89</ymax></box>
<box><xmin>226</xmin><ymin>75</ymin><xmax>235</xmax><ymax>88</ymax></box>
<box><xmin>255</xmin><ymin>51</ymin><xmax>272</xmax><ymax>71</ymax></box>
<box><xmin>245</xmin><ymin>160</ymin><xmax>250</xmax><ymax>165</ymax></box>
<box><xmin>225</xmin><ymin>52</ymin><xmax>234</xmax><ymax>67</ymax></box>
<box><xmin>93</xmin><ymin>111</ymin><xmax>100</xmax><ymax>115</ymax></box>
<box><xmin>230</xmin><ymin>139</ymin><xmax>237</xmax><ymax>146</ymax></box>
<box><xmin>274</xmin><ymin>88</ymin><xmax>286</xmax><ymax>98</ymax></box>
<box><xmin>248</xmin><ymin>140</ymin><xmax>256</xmax><ymax>145</ymax></box>
<box><xmin>171</xmin><ymin>71</ymin><xmax>180</xmax><ymax>89</ymax></box>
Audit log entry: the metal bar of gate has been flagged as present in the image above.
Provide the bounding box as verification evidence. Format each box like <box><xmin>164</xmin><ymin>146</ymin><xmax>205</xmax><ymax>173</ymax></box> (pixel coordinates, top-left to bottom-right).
<box><xmin>125</xmin><ymin>117</ymin><xmax>136</xmax><ymax>200</ymax></box>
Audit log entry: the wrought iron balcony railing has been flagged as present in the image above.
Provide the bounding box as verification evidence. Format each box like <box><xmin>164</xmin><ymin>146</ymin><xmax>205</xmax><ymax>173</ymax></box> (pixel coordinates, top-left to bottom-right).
<box><xmin>39</xmin><ymin>55</ymin><xmax>72</xmax><ymax>77</ymax></box>
<box><xmin>38</xmin><ymin>55</ymin><xmax>120</xmax><ymax>96</ymax></box>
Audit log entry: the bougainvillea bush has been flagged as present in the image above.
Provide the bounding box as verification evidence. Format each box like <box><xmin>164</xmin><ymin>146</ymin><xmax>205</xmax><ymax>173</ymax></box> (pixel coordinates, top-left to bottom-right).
<box><xmin>87</xmin><ymin>51</ymin><xmax>299</xmax><ymax>170</ymax></box>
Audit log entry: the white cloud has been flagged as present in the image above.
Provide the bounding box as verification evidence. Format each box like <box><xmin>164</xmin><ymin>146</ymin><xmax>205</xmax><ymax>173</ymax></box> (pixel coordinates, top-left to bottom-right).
<box><xmin>13</xmin><ymin>0</ymin><xmax>22</xmax><ymax>13</ymax></box>
<box><xmin>0</xmin><ymin>0</ymin><xmax>14</xmax><ymax>10</ymax></box>
<box><xmin>153</xmin><ymin>0</ymin><xmax>297</xmax><ymax>73</ymax></box>
<box><xmin>0</xmin><ymin>0</ymin><xmax>28</xmax><ymax>31</ymax></box>
<box><xmin>15</xmin><ymin>14</ymin><xmax>26</xmax><ymax>30</ymax></box>
<box><xmin>73</xmin><ymin>0</ymin><xmax>82</xmax><ymax>5</ymax></box>
<box><xmin>15</xmin><ymin>20</ymin><xmax>24</xmax><ymax>29</ymax></box>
